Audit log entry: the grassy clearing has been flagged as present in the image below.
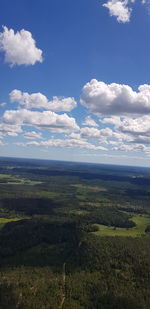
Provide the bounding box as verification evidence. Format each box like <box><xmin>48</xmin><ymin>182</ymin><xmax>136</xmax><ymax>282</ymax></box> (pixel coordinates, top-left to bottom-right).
<box><xmin>0</xmin><ymin>217</ymin><xmax>23</xmax><ymax>230</ymax></box>
<box><xmin>0</xmin><ymin>174</ymin><xmax>43</xmax><ymax>185</ymax></box>
<box><xmin>0</xmin><ymin>174</ymin><xmax>11</xmax><ymax>178</ymax></box>
<box><xmin>71</xmin><ymin>184</ymin><xmax>107</xmax><ymax>192</ymax></box>
<box><xmin>69</xmin><ymin>209</ymin><xmax>89</xmax><ymax>216</ymax></box>
<box><xmin>22</xmin><ymin>180</ymin><xmax>43</xmax><ymax>185</ymax></box>
<box><xmin>80</xmin><ymin>201</ymin><xmax>112</xmax><ymax>208</ymax></box>
<box><xmin>93</xmin><ymin>214</ymin><xmax>150</xmax><ymax>237</ymax></box>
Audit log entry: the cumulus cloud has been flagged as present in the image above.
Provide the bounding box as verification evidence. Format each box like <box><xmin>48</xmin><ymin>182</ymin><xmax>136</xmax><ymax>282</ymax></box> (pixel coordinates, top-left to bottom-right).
<box><xmin>20</xmin><ymin>137</ymin><xmax>107</xmax><ymax>151</ymax></box>
<box><xmin>81</xmin><ymin>79</ymin><xmax>150</xmax><ymax>116</ymax></box>
<box><xmin>114</xmin><ymin>116</ymin><xmax>150</xmax><ymax>145</ymax></box>
<box><xmin>0</xmin><ymin>26</ymin><xmax>43</xmax><ymax>66</ymax></box>
<box><xmin>101</xmin><ymin>116</ymin><xmax>123</xmax><ymax>127</ymax></box>
<box><xmin>10</xmin><ymin>90</ymin><xmax>77</xmax><ymax>112</ymax></box>
<box><xmin>112</xmin><ymin>143</ymin><xmax>150</xmax><ymax>153</ymax></box>
<box><xmin>2</xmin><ymin>109</ymin><xmax>79</xmax><ymax>133</ymax></box>
<box><xmin>103</xmin><ymin>0</ymin><xmax>131</xmax><ymax>23</ymax></box>
<box><xmin>81</xmin><ymin>116</ymin><xmax>150</xmax><ymax>148</ymax></box>
<box><xmin>100</xmin><ymin>115</ymin><xmax>150</xmax><ymax>144</ymax></box>
<box><xmin>132</xmin><ymin>135</ymin><xmax>150</xmax><ymax>144</ymax></box>
<box><xmin>82</xmin><ymin>116</ymin><xmax>99</xmax><ymax>127</ymax></box>
<box><xmin>102</xmin><ymin>115</ymin><xmax>150</xmax><ymax>136</ymax></box>
<box><xmin>118</xmin><ymin>116</ymin><xmax>150</xmax><ymax>135</ymax></box>
<box><xmin>23</xmin><ymin>131</ymin><xmax>43</xmax><ymax>140</ymax></box>
<box><xmin>69</xmin><ymin>133</ymin><xmax>81</xmax><ymax>139</ymax></box>
<box><xmin>0</xmin><ymin>123</ymin><xmax>22</xmax><ymax>137</ymax></box>
<box><xmin>102</xmin><ymin>1</ymin><xmax>150</xmax><ymax>23</ymax></box>
<box><xmin>80</xmin><ymin>127</ymin><xmax>112</xmax><ymax>139</ymax></box>
<box><xmin>3</xmin><ymin>80</ymin><xmax>150</xmax><ymax>156</ymax></box>
<box><xmin>80</xmin><ymin>126</ymin><xmax>132</xmax><ymax>144</ymax></box>
<box><xmin>47</xmin><ymin>97</ymin><xmax>77</xmax><ymax>112</ymax></box>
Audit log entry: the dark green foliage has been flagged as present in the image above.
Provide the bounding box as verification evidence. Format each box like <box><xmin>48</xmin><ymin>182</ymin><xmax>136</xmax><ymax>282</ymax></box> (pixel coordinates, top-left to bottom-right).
<box><xmin>84</xmin><ymin>224</ymin><xmax>99</xmax><ymax>232</ymax></box>
<box><xmin>79</xmin><ymin>206</ymin><xmax>135</xmax><ymax>228</ymax></box>
<box><xmin>145</xmin><ymin>225</ymin><xmax>150</xmax><ymax>232</ymax></box>
<box><xmin>0</xmin><ymin>197</ymin><xmax>59</xmax><ymax>215</ymax></box>
<box><xmin>0</xmin><ymin>283</ymin><xmax>19</xmax><ymax>309</ymax></box>
<box><xmin>0</xmin><ymin>157</ymin><xmax>150</xmax><ymax>308</ymax></box>
<box><xmin>0</xmin><ymin>219</ymin><xmax>82</xmax><ymax>264</ymax></box>
<box><xmin>0</xmin><ymin>268</ymin><xmax>63</xmax><ymax>309</ymax></box>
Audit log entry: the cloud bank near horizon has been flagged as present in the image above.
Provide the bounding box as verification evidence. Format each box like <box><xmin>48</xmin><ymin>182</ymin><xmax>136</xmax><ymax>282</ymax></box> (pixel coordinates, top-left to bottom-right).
<box><xmin>1</xmin><ymin>80</ymin><xmax>150</xmax><ymax>157</ymax></box>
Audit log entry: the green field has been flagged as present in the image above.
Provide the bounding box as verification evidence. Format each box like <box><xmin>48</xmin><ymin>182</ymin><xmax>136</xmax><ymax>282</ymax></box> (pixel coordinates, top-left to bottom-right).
<box><xmin>0</xmin><ymin>174</ymin><xmax>12</xmax><ymax>179</ymax></box>
<box><xmin>0</xmin><ymin>217</ymin><xmax>23</xmax><ymax>229</ymax></box>
<box><xmin>0</xmin><ymin>174</ymin><xmax>43</xmax><ymax>185</ymax></box>
<box><xmin>71</xmin><ymin>184</ymin><xmax>107</xmax><ymax>192</ymax></box>
<box><xmin>93</xmin><ymin>214</ymin><xmax>150</xmax><ymax>237</ymax></box>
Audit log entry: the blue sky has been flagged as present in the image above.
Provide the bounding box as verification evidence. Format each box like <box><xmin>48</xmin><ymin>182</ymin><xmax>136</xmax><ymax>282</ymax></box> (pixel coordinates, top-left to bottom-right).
<box><xmin>1</xmin><ymin>0</ymin><xmax>150</xmax><ymax>166</ymax></box>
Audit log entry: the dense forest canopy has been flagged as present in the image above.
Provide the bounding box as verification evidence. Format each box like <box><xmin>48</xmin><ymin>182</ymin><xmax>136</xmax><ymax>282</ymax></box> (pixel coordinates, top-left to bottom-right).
<box><xmin>0</xmin><ymin>157</ymin><xmax>149</xmax><ymax>309</ymax></box>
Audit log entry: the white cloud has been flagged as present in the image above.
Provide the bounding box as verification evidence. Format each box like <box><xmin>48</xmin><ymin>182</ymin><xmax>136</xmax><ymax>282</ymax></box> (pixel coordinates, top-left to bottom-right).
<box><xmin>109</xmin><ymin>115</ymin><xmax>150</xmax><ymax>135</ymax></box>
<box><xmin>82</xmin><ymin>116</ymin><xmax>98</xmax><ymax>127</ymax></box>
<box><xmin>20</xmin><ymin>137</ymin><xmax>107</xmax><ymax>151</ymax></box>
<box><xmin>142</xmin><ymin>0</ymin><xmax>150</xmax><ymax>4</ymax></box>
<box><xmin>141</xmin><ymin>0</ymin><xmax>150</xmax><ymax>14</ymax></box>
<box><xmin>47</xmin><ymin>97</ymin><xmax>77</xmax><ymax>112</ymax></box>
<box><xmin>80</xmin><ymin>127</ymin><xmax>112</xmax><ymax>139</ymax></box>
<box><xmin>80</xmin><ymin>126</ymin><xmax>132</xmax><ymax>144</ymax></box>
<box><xmin>112</xmin><ymin>143</ymin><xmax>150</xmax><ymax>152</ymax></box>
<box><xmin>0</xmin><ymin>123</ymin><xmax>22</xmax><ymax>137</ymax></box>
<box><xmin>3</xmin><ymin>79</ymin><xmax>150</xmax><ymax>157</ymax></box>
<box><xmin>103</xmin><ymin>1</ymin><xmax>150</xmax><ymax>23</ymax></box>
<box><xmin>23</xmin><ymin>131</ymin><xmax>43</xmax><ymax>140</ymax></box>
<box><xmin>0</xmin><ymin>140</ymin><xmax>6</xmax><ymax>146</ymax></box>
<box><xmin>0</xmin><ymin>103</ymin><xmax>6</xmax><ymax>107</ymax></box>
<box><xmin>103</xmin><ymin>0</ymin><xmax>131</xmax><ymax>23</ymax></box>
<box><xmin>2</xmin><ymin>109</ymin><xmax>79</xmax><ymax>133</ymax></box>
<box><xmin>81</xmin><ymin>152</ymin><xmax>146</xmax><ymax>160</ymax></box>
<box><xmin>100</xmin><ymin>115</ymin><xmax>150</xmax><ymax>145</ymax></box>
<box><xmin>69</xmin><ymin>133</ymin><xmax>81</xmax><ymax>139</ymax></box>
<box><xmin>10</xmin><ymin>90</ymin><xmax>77</xmax><ymax>112</ymax></box>
<box><xmin>132</xmin><ymin>135</ymin><xmax>150</xmax><ymax>144</ymax></box>
<box><xmin>0</xmin><ymin>26</ymin><xmax>43</xmax><ymax>66</ymax></box>
<box><xmin>101</xmin><ymin>116</ymin><xmax>122</xmax><ymax>127</ymax></box>
<box><xmin>81</xmin><ymin>79</ymin><xmax>150</xmax><ymax>116</ymax></box>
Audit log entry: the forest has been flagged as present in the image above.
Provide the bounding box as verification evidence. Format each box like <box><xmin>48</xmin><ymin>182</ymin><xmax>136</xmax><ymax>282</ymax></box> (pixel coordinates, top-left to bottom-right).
<box><xmin>0</xmin><ymin>157</ymin><xmax>149</xmax><ymax>309</ymax></box>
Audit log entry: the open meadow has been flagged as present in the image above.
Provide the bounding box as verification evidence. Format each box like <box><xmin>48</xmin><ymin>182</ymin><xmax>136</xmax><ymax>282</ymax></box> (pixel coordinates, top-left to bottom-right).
<box><xmin>93</xmin><ymin>214</ymin><xmax>150</xmax><ymax>237</ymax></box>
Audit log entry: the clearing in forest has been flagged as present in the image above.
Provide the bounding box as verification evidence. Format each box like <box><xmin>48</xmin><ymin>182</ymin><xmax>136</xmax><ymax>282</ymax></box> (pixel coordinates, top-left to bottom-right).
<box><xmin>93</xmin><ymin>214</ymin><xmax>150</xmax><ymax>237</ymax></box>
<box><xmin>71</xmin><ymin>184</ymin><xmax>107</xmax><ymax>192</ymax></box>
